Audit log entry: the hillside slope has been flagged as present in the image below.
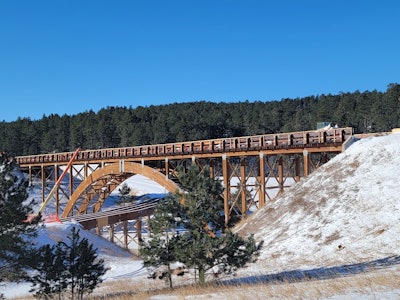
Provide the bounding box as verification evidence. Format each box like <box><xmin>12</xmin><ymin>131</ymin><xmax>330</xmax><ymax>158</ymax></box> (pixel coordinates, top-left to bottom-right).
<box><xmin>236</xmin><ymin>133</ymin><xmax>400</xmax><ymax>273</ymax></box>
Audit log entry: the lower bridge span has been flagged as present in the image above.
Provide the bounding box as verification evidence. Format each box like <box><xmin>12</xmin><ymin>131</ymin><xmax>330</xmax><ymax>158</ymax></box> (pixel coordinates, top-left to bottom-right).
<box><xmin>61</xmin><ymin>202</ymin><xmax>157</xmax><ymax>249</ymax></box>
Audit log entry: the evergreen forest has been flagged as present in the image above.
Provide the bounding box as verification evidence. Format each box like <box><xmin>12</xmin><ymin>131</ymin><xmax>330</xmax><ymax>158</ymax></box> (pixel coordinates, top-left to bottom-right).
<box><xmin>1</xmin><ymin>83</ymin><xmax>399</xmax><ymax>156</ymax></box>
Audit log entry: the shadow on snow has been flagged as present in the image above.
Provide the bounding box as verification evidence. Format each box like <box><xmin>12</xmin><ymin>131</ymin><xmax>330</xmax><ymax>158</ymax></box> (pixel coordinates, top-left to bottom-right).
<box><xmin>219</xmin><ymin>255</ymin><xmax>400</xmax><ymax>286</ymax></box>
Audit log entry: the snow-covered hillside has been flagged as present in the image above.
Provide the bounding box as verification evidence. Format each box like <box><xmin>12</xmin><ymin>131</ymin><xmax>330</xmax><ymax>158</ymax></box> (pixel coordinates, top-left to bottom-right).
<box><xmin>3</xmin><ymin>132</ymin><xmax>400</xmax><ymax>298</ymax></box>
<box><xmin>235</xmin><ymin>132</ymin><xmax>400</xmax><ymax>273</ymax></box>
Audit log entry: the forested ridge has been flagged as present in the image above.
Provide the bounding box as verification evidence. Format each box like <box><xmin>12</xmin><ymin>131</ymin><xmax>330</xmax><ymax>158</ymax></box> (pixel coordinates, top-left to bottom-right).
<box><xmin>1</xmin><ymin>83</ymin><xmax>399</xmax><ymax>156</ymax></box>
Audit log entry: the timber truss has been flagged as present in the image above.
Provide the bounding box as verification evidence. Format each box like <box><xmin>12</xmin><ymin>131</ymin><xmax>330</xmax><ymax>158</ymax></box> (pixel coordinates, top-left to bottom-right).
<box><xmin>17</xmin><ymin>127</ymin><xmax>353</xmax><ymax>248</ymax></box>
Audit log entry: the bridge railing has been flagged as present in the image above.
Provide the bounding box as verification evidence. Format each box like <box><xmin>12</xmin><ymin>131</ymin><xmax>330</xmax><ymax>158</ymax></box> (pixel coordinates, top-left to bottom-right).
<box><xmin>16</xmin><ymin>127</ymin><xmax>353</xmax><ymax>165</ymax></box>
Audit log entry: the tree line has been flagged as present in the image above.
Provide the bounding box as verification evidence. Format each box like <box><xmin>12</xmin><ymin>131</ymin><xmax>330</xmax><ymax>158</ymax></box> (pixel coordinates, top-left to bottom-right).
<box><xmin>1</xmin><ymin>83</ymin><xmax>399</xmax><ymax>156</ymax></box>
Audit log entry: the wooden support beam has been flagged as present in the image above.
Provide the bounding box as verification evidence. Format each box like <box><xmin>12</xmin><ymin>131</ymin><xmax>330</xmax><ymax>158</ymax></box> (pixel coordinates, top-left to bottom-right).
<box><xmin>303</xmin><ymin>149</ymin><xmax>309</xmax><ymax>176</ymax></box>
<box><xmin>295</xmin><ymin>156</ymin><xmax>301</xmax><ymax>182</ymax></box>
<box><xmin>84</xmin><ymin>162</ymin><xmax>88</xmax><ymax>178</ymax></box>
<box><xmin>28</xmin><ymin>165</ymin><xmax>32</xmax><ymax>187</ymax></box>
<box><xmin>209</xmin><ymin>161</ymin><xmax>215</xmax><ymax>179</ymax></box>
<box><xmin>69</xmin><ymin>163</ymin><xmax>73</xmax><ymax>203</ymax></box>
<box><xmin>165</xmin><ymin>157</ymin><xmax>169</xmax><ymax>180</ymax></box>
<box><xmin>278</xmin><ymin>156</ymin><xmax>283</xmax><ymax>195</ymax></box>
<box><xmin>136</xmin><ymin>219</ymin><xmax>142</xmax><ymax>244</ymax></box>
<box><xmin>54</xmin><ymin>164</ymin><xmax>59</xmax><ymax>216</ymax></box>
<box><xmin>109</xmin><ymin>224</ymin><xmax>114</xmax><ymax>243</ymax></box>
<box><xmin>240</xmin><ymin>158</ymin><xmax>247</xmax><ymax>216</ymax></box>
<box><xmin>41</xmin><ymin>165</ymin><xmax>45</xmax><ymax>203</ymax></box>
<box><xmin>259</xmin><ymin>153</ymin><xmax>265</xmax><ymax>208</ymax></box>
<box><xmin>123</xmin><ymin>221</ymin><xmax>128</xmax><ymax>249</ymax></box>
<box><xmin>222</xmin><ymin>154</ymin><xmax>230</xmax><ymax>225</ymax></box>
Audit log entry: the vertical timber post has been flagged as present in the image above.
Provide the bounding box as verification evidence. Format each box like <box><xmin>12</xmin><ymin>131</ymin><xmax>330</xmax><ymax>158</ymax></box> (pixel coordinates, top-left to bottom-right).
<box><xmin>303</xmin><ymin>149</ymin><xmax>309</xmax><ymax>176</ymax></box>
<box><xmin>28</xmin><ymin>166</ymin><xmax>32</xmax><ymax>187</ymax></box>
<box><xmin>147</xmin><ymin>215</ymin><xmax>151</xmax><ymax>235</ymax></box>
<box><xmin>41</xmin><ymin>165</ymin><xmax>45</xmax><ymax>204</ymax></box>
<box><xmin>259</xmin><ymin>153</ymin><xmax>266</xmax><ymax>208</ymax></box>
<box><xmin>321</xmin><ymin>153</ymin><xmax>328</xmax><ymax>164</ymax></box>
<box><xmin>240</xmin><ymin>157</ymin><xmax>247</xmax><ymax>216</ymax></box>
<box><xmin>165</xmin><ymin>157</ymin><xmax>169</xmax><ymax>181</ymax></box>
<box><xmin>109</xmin><ymin>224</ymin><xmax>114</xmax><ymax>243</ymax></box>
<box><xmin>222</xmin><ymin>154</ymin><xmax>230</xmax><ymax>225</ymax></box>
<box><xmin>278</xmin><ymin>156</ymin><xmax>284</xmax><ymax>195</ymax></box>
<box><xmin>209</xmin><ymin>161</ymin><xmax>215</xmax><ymax>179</ymax></box>
<box><xmin>69</xmin><ymin>163</ymin><xmax>73</xmax><ymax>202</ymax></box>
<box><xmin>295</xmin><ymin>156</ymin><xmax>301</xmax><ymax>182</ymax></box>
<box><xmin>54</xmin><ymin>164</ymin><xmax>59</xmax><ymax>216</ymax></box>
<box><xmin>84</xmin><ymin>162</ymin><xmax>88</xmax><ymax>179</ymax></box>
<box><xmin>123</xmin><ymin>221</ymin><xmax>128</xmax><ymax>249</ymax></box>
<box><xmin>136</xmin><ymin>219</ymin><xmax>142</xmax><ymax>244</ymax></box>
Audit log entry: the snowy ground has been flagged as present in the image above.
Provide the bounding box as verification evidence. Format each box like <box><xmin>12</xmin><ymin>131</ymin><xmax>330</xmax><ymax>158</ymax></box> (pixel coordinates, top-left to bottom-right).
<box><xmin>235</xmin><ymin>132</ymin><xmax>400</xmax><ymax>271</ymax></box>
<box><xmin>2</xmin><ymin>175</ymin><xmax>160</xmax><ymax>299</ymax></box>
<box><xmin>3</xmin><ymin>132</ymin><xmax>400</xmax><ymax>299</ymax></box>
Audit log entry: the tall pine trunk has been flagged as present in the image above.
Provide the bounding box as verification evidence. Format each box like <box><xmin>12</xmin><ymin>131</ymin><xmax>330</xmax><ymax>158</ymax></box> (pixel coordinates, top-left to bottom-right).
<box><xmin>198</xmin><ymin>266</ymin><xmax>206</xmax><ymax>285</ymax></box>
<box><xmin>167</xmin><ymin>263</ymin><xmax>173</xmax><ymax>289</ymax></box>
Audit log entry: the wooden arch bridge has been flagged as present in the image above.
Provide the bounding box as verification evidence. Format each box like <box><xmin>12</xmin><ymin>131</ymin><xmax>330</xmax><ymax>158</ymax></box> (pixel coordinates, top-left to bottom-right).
<box><xmin>16</xmin><ymin>127</ymin><xmax>354</xmax><ymax>248</ymax></box>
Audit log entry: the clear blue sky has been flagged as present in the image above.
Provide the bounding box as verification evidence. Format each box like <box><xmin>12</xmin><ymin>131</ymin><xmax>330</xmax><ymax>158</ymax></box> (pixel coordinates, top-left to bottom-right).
<box><xmin>1</xmin><ymin>0</ymin><xmax>399</xmax><ymax>122</ymax></box>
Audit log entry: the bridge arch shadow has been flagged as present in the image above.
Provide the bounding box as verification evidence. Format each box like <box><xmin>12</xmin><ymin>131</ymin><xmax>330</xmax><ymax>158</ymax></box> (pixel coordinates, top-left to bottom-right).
<box><xmin>61</xmin><ymin>162</ymin><xmax>180</xmax><ymax>218</ymax></box>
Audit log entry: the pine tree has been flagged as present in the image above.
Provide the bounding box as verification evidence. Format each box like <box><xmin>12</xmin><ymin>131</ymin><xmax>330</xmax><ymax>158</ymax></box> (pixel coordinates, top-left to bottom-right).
<box><xmin>141</xmin><ymin>165</ymin><xmax>261</xmax><ymax>286</ymax></box>
<box><xmin>27</xmin><ymin>244</ymin><xmax>67</xmax><ymax>300</ymax></box>
<box><xmin>140</xmin><ymin>195</ymin><xmax>184</xmax><ymax>289</ymax></box>
<box><xmin>116</xmin><ymin>183</ymin><xmax>133</xmax><ymax>206</ymax></box>
<box><xmin>174</xmin><ymin>165</ymin><xmax>260</xmax><ymax>284</ymax></box>
<box><xmin>61</xmin><ymin>227</ymin><xmax>107</xmax><ymax>300</ymax></box>
<box><xmin>28</xmin><ymin>226</ymin><xmax>107</xmax><ymax>300</ymax></box>
<box><xmin>0</xmin><ymin>153</ymin><xmax>38</xmax><ymax>284</ymax></box>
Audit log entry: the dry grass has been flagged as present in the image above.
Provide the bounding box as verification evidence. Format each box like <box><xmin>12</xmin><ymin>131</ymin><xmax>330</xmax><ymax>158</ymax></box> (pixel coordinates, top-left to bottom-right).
<box><xmin>9</xmin><ymin>267</ymin><xmax>400</xmax><ymax>299</ymax></box>
<box><xmin>89</xmin><ymin>266</ymin><xmax>400</xmax><ymax>300</ymax></box>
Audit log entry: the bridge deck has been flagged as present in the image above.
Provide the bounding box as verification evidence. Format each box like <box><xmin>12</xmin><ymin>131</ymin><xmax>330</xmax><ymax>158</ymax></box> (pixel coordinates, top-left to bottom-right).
<box><xmin>61</xmin><ymin>202</ymin><xmax>156</xmax><ymax>230</ymax></box>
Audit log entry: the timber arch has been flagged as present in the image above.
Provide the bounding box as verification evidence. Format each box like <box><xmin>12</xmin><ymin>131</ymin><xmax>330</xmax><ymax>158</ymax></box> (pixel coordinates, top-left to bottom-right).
<box><xmin>61</xmin><ymin>162</ymin><xmax>180</xmax><ymax>218</ymax></box>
